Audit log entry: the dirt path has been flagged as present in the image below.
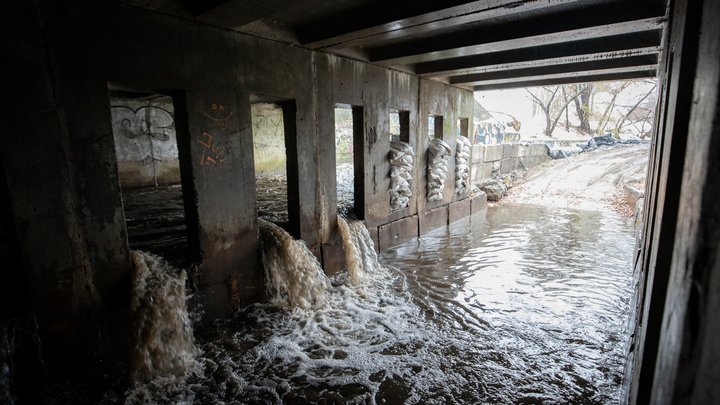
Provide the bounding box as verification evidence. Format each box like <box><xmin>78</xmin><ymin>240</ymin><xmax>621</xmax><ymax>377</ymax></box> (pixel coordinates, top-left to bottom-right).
<box><xmin>504</xmin><ymin>144</ymin><xmax>650</xmax><ymax>214</ymax></box>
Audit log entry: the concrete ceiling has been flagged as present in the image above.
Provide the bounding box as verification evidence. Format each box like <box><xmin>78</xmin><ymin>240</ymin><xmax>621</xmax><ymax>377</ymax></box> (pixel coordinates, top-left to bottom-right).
<box><xmin>128</xmin><ymin>0</ymin><xmax>667</xmax><ymax>90</ymax></box>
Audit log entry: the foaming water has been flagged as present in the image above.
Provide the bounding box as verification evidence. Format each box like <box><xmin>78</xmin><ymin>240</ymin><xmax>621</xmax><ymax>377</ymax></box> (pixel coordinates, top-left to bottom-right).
<box><xmin>337</xmin><ymin>216</ymin><xmax>381</xmax><ymax>284</ymax></box>
<box><xmin>129</xmin><ymin>251</ymin><xmax>198</xmax><ymax>384</ymax></box>
<box><xmin>256</xmin><ymin>173</ymin><xmax>289</xmax><ymax>224</ymax></box>
<box><xmin>259</xmin><ymin>220</ymin><xmax>331</xmax><ymax>309</ymax></box>
<box><xmin>336</xmin><ymin>163</ymin><xmax>355</xmax><ymax>215</ymax></box>
<box><xmin>112</xmin><ymin>204</ymin><xmax>634</xmax><ymax>404</ymax></box>
<box><xmin>0</xmin><ymin>322</ymin><xmax>14</xmax><ymax>404</ymax></box>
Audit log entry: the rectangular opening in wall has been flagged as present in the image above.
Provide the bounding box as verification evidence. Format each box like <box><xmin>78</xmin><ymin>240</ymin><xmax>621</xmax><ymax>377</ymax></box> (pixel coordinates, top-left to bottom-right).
<box><xmin>429</xmin><ymin>114</ymin><xmax>444</xmax><ymax>139</ymax></box>
<box><xmin>389</xmin><ymin>109</ymin><xmax>410</xmax><ymax>143</ymax></box>
<box><xmin>457</xmin><ymin>117</ymin><xmax>469</xmax><ymax>138</ymax></box>
<box><xmin>334</xmin><ymin>104</ymin><xmax>364</xmax><ymax>219</ymax></box>
<box><xmin>252</xmin><ymin>100</ymin><xmax>300</xmax><ymax>237</ymax></box>
<box><xmin>108</xmin><ymin>84</ymin><xmax>198</xmax><ymax>266</ymax></box>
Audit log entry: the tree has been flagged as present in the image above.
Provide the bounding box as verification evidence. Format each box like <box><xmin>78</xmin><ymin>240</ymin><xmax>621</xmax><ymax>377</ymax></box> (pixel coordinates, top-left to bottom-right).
<box><xmin>572</xmin><ymin>83</ymin><xmax>594</xmax><ymax>134</ymax></box>
<box><xmin>593</xmin><ymin>81</ymin><xmax>631</xmax><ymax>135</ymax></box>
<box><xmin>526</xmin><ymin>86</ymin><xmax>582</xmax><ymax>137</ymax></box>
<box><xmin>614</xmin><ymin>82</ymin><xmax>657</xmax><ymax>137</ymax></box>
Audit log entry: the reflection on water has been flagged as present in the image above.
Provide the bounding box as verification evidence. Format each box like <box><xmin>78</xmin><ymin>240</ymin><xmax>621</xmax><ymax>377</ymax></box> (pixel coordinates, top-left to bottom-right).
<box><xmin>122</xmin><ymin>185</ymin><xmax>187</xmax><ymax>264</ymax></box>
<box><xmin>257</xmin><ymin>166</ymin><xmax>356</xmax><ymax>222</ymax></box>
<box><xmin>114</xmin><ymin>204</ymin><xmax>634</xmax><ymax>404</ymax></box>
<box><xmin>385</xmin><ymin>204</ymin><xmax>634</xmax><ymax>403</ymax></box>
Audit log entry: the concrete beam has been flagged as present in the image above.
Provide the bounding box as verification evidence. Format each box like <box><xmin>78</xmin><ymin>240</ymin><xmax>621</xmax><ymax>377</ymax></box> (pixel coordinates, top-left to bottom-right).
<box><xmin>421</xmin><ymin>46</ymin><xmax>658</xmax><ymax>80</ymax></box>
<box><xmin>196</xmin><ymin>0</ymin><xmax>297</xmax><ymax>28</ymax></box>
<box><xmin>371</xmin><ymin>16</ymin><xmax>664</xmax><ymax>65</ymax></box>
<box><xmin>414</xmin><ymin>30</ymin><xmax>661</xmax><ymax>76</ymax></box>
<box><xmin>305</xmin><ymin>0</ymin><xmax>581</xmax><ymax>49</ymax></box>
<box><xmin>455</xmin><ymin>63</ymin><xmax>657</xmax><ymax>87</ymax></box>
<box><xmin>449</xmin><ymin>54</ymin><xmax>657</xmax><ymax>84</ymax></box>
<box><xmin>472</xmin><ymin>69</ymin><xmax>657</xmax><ymax>91</ymax></box>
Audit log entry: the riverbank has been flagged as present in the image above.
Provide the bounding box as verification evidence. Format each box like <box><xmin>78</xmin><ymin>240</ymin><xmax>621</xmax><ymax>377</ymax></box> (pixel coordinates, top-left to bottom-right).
<box><xmin>494</xmin><ymin>144</ymin><xmax>650</xmax><ymax>217</ymax></box>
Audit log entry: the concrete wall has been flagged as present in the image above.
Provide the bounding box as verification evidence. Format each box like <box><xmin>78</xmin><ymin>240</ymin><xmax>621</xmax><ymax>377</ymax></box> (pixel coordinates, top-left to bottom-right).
<box><xmin>314</xmin><ymin>56</ymin><xmax>479</xmax><ymax>269</ymax></box>
<box><xmin>110</xmin><ymin>96</ymin><xmax>181</xmax><ymax>188</ymax></box>
<box><xmin>2</xmin><ymin>0</ymin><xmax>481</xmax><ymax>373</ymax></box>
<box><xmin>251</xmin><ymin>103</ymin><xmax>286</xmax><ymax>173</ymax></box>
<box><xmin>470</xmin><ymin>143</ymin><xmax>551</xmax><ymax>182</ymax></box>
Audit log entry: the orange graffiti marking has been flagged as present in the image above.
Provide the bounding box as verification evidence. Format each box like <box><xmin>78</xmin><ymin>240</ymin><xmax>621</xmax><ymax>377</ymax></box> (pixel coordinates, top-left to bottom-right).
<box><xmin>201</xmin><ymin>103</ymin><xmax>233</xmax><ymax>128</ymax></box>
<box><xmin>196</xmin><ymin>131</ymin><xmax>226</xmax><ymax>166</ymax></box>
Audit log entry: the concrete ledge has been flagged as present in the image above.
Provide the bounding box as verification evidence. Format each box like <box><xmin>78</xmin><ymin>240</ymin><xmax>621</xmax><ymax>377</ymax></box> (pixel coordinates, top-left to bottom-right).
<box><xmin>471</xmin><ymin>144</ymin><xmax>484</xmax><ymax>164</ymax></box>
<box><xmin>470</xmin><ymin>192</ymin><xmax>488</xmax><ymax>214</ymax></box>
<box><xmin>369</xmin><ymin>225</ymin><xmax>380</xmax><ymax>252</ymax></box>
<box><xmin>503</xmin><ymin>144</ymin><xmax>519</xmax><ymax>159</ymax></box>
<box><xmin>378</xmin><ymin>215</ymin><xmax>418</xmax><ymax>250</ymax></box>
<box><xmin>449</xmin><ymin>198</ymin><xmax>471</xmax><ymax>224</ymax></box>
<box><xmin>529</xmin><ymin>143</ymin><xmax>549</xmax><ymax>156</ymax></box>
<box><xmin>419</xmin><ymin>205</ymin><xmax>448</xmax><ymax>234</ymax></box>
<box><xmin>471</xmin><ymin>162</ymin><xmax>494</xmax><ymax>183</ymax></box>
<box><xmin>483</xmin><ymin>144</ymin><xmax>503</xmax><ymax>162</ymax></box>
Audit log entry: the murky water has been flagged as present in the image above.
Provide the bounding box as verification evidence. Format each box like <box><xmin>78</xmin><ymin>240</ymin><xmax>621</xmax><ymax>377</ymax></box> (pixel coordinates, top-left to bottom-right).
<box><xmin>256</xmin><ymin>173</ymin><xmax>290</xmax><ymax>224</ymax></box>
<box><xmin>256</xmin><ymin>166</ymin><xmax>356</xmax><ymax>221</ymax></box>
<box><xmin>122</xmin><ymin>185</ymin><xmax>188</xmax><ymax>263</ymax></box>
<box><xmin>107</xmin><ymin>203</ymin><xmax>634</xmax><ymax>404</ymax></box>
<box><xmin>383</xmin><ymin>204</ymin><xmax>634</xmax><ymax>403</ymax></box>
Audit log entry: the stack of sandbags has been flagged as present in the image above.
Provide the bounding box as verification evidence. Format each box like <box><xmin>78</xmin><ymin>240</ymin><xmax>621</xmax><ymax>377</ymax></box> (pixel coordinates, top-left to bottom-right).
<box><xmin>427</xmin><ymin>138</ymin><xmax>452</xmax><ymax>201</ymax></box>
<box><xmin>389</xmin><ymin>140</ymin><xmax>414</xmax><ymax>210</ymax></box>
<box><xmin>455</xmin><ymin>136</ymin><xmax>471</xmax><ymax>194</ymax></box>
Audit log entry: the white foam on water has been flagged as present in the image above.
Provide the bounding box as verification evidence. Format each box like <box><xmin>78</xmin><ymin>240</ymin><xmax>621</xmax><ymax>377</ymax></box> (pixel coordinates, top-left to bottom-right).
<box><xmin>108</xmin><ymin>207</ymin><xmax>633</xmax><ymax>405</ymax></box>
<box><xmin>114</xmin><ymin>222</ymin><xmax>475</xmax><ymax>404</ymax></box>
<box><xmin>0</xmin><ymin>322</ymin><xmax>14</xmax><ymax>405</ymax></box>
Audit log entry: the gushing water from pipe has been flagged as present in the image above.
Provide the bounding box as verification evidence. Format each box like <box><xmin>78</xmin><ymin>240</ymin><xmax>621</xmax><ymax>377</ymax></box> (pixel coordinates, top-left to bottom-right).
<box><xmin>258</xmin><ymin>220</ymin><xmax>330</xmax><ymax>309</ymax></box>
<box><xmin>129</xmin><ymin>251</ymin><xmax>198</xmax><ymax>384</ymax></box>
<box><xmin>337</xmin><ymin>216</ymin><xmax>381</xmax><ymax>285</ymax></box>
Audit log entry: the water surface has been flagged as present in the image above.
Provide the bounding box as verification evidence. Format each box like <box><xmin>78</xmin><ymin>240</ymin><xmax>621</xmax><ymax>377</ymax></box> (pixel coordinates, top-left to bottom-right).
<box><xmin>118</xmin><ymin>203</ymin><xmax>634</xmax><ymax>404</ymax></box>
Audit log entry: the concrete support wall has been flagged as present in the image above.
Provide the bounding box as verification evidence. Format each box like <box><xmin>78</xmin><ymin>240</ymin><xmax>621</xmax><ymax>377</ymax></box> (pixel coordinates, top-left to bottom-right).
<box><xmin>314</xmin><ymin>56</ymin><xmax>479</xmax><ymax>271</ymax></box>
<box><xmin>470</xmin><ymin>143</ymin><xmax>550</xmax><ymax>183</ymax></box>
<box><xmin>2</xmin><ymin>0</ymin><xmax>481</xmax><ymax>374</ymax></box>
<box><xmin>251</xmin><ymin>103</ymin><xmax>287</xmax><ymax>173</ymax></box>
<box><xmin>110</xmin><ymin>96</ymin><xmax>181</xmax><ymax>188</ymax></box>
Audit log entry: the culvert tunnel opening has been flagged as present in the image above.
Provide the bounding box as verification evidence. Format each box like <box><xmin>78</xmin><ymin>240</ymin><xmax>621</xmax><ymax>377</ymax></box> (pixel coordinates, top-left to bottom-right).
<box><xmin>334</xmin><ymin>104</ymin><xmax>365</xmax><ymax>219</ymax></box>
<box><xmin>251</xmin><ymin>101</ymin><xmax>301</xmax><ymax>238</ymax></box>
<box><xmin>108</xmin><ymin>85</ymin><xmax>198</xmax><ymax>267</ymax></box>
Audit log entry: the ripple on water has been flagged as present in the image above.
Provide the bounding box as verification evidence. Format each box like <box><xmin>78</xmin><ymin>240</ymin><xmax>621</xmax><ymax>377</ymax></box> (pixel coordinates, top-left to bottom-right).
<box><xmin>117</xmin><ymin>204</ymin><xmax>635</xmax><ymax>404</ymax></box>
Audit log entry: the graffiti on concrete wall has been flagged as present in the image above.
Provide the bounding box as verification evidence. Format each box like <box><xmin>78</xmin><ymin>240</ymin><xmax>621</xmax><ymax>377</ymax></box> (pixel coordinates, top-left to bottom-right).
<box><xmin>251</xmin><ymin>104</ymin><xmax>286</xmax><ymax>172</ymax></box>
<box><xmin>201</xmin><ymin>103</ymin><xmax>234</xmax><ymax>129</ymax></box>
<box><xmin>196</xmin><ymin>103</ymin><xmax>231</xmax><ymax>167</ymax></box>
<box><xmin>111</xmin><ymin>105</ymin><xmax>177</xmax><ymax>186</ymax></box>
<box><xmin>196</xmin><ymin>131</ymin><xmax>226</xmax><ymax>166</ymax></box>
